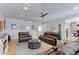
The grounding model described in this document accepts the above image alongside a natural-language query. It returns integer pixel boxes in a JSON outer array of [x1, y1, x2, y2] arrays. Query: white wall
[[5, 18, 40, 39], [40, 19, 66, 40]]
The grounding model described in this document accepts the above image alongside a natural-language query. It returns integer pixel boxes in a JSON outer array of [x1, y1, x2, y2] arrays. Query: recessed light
[[24, 6, 28, 10], [25, 26, 30, 29], [73, 7, 79, 10], [20, 14, 23, 17]]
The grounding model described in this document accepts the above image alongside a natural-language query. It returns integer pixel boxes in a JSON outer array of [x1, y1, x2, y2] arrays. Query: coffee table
[[28, 39, 41, 49]]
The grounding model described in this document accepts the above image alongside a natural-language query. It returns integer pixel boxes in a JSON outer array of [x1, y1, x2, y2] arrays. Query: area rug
[[16, 41, 53, 55]]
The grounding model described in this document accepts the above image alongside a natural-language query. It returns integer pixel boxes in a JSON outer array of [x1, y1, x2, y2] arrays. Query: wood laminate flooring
[[7, 40, 16, 55]]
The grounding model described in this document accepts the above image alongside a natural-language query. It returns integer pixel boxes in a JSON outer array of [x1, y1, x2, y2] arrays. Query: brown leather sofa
[[39, 32, 57, 46], [18, 32, 32, 43]]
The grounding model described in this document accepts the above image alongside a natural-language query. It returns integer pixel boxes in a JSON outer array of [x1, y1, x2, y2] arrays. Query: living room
[[0, 3, 79, 55]]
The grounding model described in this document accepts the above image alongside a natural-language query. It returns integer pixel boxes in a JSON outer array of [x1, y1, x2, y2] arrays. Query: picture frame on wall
[[11, 24, 17, 29]]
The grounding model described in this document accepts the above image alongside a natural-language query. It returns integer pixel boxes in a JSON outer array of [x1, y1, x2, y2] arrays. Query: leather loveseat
[[18, 32, 32, 43]]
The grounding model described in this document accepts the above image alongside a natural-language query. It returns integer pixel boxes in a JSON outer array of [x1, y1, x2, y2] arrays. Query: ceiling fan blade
[[40, 13, 48, 17]]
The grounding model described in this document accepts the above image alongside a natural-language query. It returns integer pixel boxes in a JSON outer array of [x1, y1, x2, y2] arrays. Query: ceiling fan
[[33, 12, 48, 19], [40, 12, 48, 18]]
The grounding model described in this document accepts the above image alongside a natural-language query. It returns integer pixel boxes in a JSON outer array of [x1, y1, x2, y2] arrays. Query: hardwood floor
[[7, 40, 16, 55]]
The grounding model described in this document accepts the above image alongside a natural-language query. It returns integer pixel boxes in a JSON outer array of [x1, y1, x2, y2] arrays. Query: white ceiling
[[0, 3, 79, 22]]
